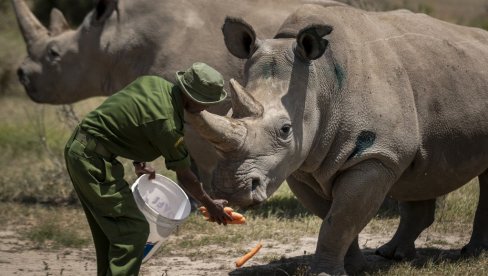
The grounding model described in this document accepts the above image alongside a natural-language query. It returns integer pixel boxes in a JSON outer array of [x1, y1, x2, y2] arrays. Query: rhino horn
[[11, 0, 48, 49], [49, 8, 70, 36], [229, 78, 263, 118], [185, 110, 247, 152]]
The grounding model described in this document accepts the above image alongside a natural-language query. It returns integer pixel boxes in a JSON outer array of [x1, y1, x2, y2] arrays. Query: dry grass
[[0, 180, 484, 275]]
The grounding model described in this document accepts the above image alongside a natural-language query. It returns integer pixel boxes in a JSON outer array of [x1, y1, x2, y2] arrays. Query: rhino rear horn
[[222, 17, 259, 59], [296, 24, 333, 60], [229, 79, 263, 118], [49, 8, 70, 36], [11, 0, 48, 49]]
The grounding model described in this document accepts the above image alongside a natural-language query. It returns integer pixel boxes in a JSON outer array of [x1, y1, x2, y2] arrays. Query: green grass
[[0, 202, 91, 248], [24, 219, 89, 248], [0, 95, 176, 203], [370, 254, 488, 275]]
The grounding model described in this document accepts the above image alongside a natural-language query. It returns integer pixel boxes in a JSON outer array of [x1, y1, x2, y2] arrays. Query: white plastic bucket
[[131, 174, 191, 263]]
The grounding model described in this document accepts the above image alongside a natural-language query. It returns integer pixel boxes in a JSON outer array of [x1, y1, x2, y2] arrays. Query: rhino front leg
[[312, 160, 395, 275], [462, 170, 488, 255], [375, 199, 436, 260], [288, 175, 366, 274]]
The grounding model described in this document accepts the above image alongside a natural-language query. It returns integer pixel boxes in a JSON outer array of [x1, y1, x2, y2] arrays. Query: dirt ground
[[0, 226, 471, 276]]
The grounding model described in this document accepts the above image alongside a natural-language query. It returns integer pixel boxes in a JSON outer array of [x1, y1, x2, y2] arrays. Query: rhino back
[[141, 0, 303, 83]]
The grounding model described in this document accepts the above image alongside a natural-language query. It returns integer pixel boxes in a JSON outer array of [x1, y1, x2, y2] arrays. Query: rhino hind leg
[[376, 199, 436, 260], [462, 170, 488, 256]]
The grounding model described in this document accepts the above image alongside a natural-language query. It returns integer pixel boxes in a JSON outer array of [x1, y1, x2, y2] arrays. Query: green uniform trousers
[[64, 126, 149, 276]]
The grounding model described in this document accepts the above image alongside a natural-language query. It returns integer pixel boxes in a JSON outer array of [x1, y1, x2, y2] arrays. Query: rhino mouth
[[212, 176, 269, 207], [23, 85, 44, 103], [17, 68, 42, 102]]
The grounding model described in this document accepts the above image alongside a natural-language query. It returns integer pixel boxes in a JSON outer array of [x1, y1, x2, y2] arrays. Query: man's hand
[[133, 161, 156, 180], [203, 199, 233, 225]]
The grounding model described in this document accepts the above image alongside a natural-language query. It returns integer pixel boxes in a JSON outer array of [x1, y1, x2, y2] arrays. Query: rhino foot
[[461, 242, 488, 257], [309, 260, 346, 276], [308, 270, 346, 276], [344, 260, 366, 275], [375, 241, 416, 260], [344, 249, 367, 274]]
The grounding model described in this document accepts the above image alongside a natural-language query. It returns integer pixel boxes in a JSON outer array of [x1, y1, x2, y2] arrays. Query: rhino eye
[[280, 124, 292, 137], [49, 48, 59, 57], [47, 46, 61, 62]]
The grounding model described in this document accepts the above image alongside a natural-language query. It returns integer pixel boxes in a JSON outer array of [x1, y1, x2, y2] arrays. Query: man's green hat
[[176, 62, 227, 105]]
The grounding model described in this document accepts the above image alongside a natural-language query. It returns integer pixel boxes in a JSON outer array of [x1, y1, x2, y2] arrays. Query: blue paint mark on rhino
[[334, 62, 345, 89], [262, 60, 275, 79], [348, 131, 376, 160]]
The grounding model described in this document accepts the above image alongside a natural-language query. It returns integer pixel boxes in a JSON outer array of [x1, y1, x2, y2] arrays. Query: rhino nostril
[[17, 68, 24, 79], [251, 178, 260, 191], [17, 68, 29, 85]]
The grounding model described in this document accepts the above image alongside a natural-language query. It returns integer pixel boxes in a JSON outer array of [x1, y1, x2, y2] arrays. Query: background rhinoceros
[[186, 2, 488, 274], [11, 0, 345, 191]]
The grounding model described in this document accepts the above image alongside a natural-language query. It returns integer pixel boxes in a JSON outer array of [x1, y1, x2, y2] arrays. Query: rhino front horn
[[184, 110, 247, 152], [11, 0, 49, 49]]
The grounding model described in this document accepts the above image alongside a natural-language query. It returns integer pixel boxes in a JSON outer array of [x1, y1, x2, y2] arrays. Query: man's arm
[[175, 167, 232, 225]]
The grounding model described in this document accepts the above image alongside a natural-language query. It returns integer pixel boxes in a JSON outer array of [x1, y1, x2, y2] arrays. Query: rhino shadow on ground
[[241, 195, 312, 219], [242, 194, 400, 220], [228, 247, 473, 276]]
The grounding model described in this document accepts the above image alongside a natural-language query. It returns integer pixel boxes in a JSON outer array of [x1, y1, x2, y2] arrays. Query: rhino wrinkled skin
[[12, 0, 337, 191], [186, 2, 488, 274]]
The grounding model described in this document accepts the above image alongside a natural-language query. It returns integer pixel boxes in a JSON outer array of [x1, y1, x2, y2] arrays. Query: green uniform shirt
[[80, 76, 190, 170]]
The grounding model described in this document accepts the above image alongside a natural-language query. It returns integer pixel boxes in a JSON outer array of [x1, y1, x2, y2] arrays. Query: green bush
[[470, 15, 488, 30]]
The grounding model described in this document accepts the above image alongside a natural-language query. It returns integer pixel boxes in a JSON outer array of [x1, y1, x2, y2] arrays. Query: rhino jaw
[[212, 172, 270, 208]]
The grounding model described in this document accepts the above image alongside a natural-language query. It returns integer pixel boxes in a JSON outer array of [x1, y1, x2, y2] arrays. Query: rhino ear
[[49, 8, 70, 36], [93, 0, 118, 24], [222, 17, 259, 59], [296, 25, 333, 60]]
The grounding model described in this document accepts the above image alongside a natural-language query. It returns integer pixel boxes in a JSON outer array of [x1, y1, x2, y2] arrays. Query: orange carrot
[[199, 206, 234, 214], [228, 217, 246, 224], [235, 242, 263, 267], [230, 212, 244, 220], [199, 206, 245, 224]]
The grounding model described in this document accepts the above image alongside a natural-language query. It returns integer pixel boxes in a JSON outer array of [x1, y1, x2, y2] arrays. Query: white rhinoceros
[[11, 0, 344, 189], [185, 3, 488, 274], [11, 0, 346, 103]]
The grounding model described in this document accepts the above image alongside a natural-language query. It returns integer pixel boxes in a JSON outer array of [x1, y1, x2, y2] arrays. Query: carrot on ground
[[235, 242, 263, 267]]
